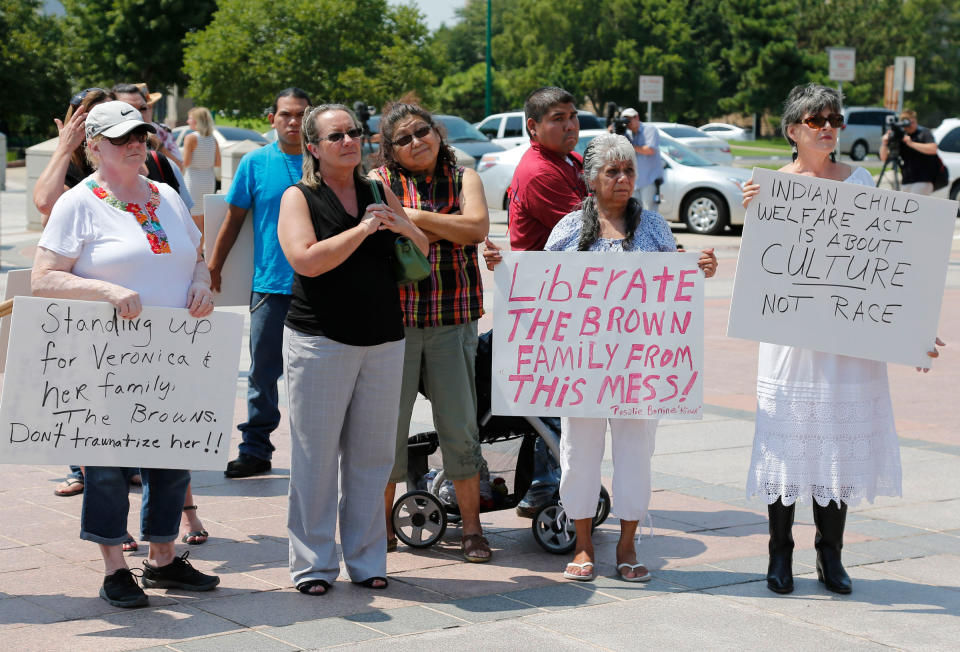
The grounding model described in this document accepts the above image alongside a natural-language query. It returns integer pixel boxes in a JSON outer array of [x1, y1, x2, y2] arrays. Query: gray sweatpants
[[284, 327, 404, 585]]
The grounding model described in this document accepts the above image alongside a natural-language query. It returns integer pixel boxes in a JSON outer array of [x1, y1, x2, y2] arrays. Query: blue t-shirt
[[225, 141, 302, 294], [630, 124, 662, 190]]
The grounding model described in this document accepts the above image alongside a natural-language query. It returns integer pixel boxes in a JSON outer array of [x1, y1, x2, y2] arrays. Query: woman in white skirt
[[182, 106, 220, 233], [742, 84, 943, 595]]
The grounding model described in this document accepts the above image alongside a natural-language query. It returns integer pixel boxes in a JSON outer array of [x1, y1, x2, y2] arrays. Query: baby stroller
[[390, 330, 611, 554]]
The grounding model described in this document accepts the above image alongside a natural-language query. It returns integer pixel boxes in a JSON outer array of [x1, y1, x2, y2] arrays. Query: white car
[[475, 110, 607, 149], [172, 125, 268, 149], [933, 118, 960, 201], [649, 122, 733, 164], [699, 122, 753, 141], [477, 130, 751, 235]]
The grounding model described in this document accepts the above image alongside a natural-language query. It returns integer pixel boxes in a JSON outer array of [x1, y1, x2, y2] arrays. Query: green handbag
[[368, 179, 430, 285]]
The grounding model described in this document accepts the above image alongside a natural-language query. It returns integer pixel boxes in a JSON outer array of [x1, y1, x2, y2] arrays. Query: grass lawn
[[729, 137, 792, 157], [6, 150, 21, 162], [215, 115, 271, 133]]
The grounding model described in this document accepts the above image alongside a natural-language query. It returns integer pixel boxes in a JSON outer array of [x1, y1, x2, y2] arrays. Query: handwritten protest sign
[[492, 251, 704, 420], [728, 168, 955, 367], [0, 297, 243, 470]]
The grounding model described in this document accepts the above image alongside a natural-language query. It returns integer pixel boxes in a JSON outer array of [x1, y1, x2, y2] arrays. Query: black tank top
[[284, 178, 403, 346]]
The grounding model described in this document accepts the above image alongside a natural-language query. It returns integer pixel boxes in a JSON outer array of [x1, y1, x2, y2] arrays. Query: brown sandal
[[461, 534, 492, 563]]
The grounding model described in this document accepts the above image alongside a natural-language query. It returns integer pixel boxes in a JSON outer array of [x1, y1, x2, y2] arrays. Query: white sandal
[[563, 561, 595, 581], [617, 562, 652, 583]]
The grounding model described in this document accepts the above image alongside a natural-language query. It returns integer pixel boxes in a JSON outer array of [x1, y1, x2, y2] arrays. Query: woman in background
[[182, 106, 220, 233]]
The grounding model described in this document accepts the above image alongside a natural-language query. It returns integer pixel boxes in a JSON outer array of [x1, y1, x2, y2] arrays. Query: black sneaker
[[141, 552, 220, 591], [100, 568, 148, 608], [224, 453, 272, 478]]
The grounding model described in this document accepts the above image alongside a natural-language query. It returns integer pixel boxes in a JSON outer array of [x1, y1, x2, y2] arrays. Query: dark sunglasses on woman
[[801, 114, 844, 129], [318, 127, 363, 143], [106, 129, 150, 147], [393, 125, 432, 147], [69, 87, 110, 108]]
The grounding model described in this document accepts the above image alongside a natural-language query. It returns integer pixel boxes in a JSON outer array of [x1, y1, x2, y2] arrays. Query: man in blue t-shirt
[[621, 107, 662, 210], [208, 88, 311, 478]]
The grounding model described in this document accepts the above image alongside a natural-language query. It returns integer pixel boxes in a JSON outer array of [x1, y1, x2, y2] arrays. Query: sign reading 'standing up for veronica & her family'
[[492, 251, 704, 420], [728, 168, 956, 367], [0, 297, 243, 470]]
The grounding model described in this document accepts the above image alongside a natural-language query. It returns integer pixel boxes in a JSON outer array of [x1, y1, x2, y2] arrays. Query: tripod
[[877, 141, 902, 190]]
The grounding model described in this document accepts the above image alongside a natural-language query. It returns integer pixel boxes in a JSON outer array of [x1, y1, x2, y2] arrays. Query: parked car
[[838, 106, 895, 161], [699, 122, 753, 141], [172, 125, 268, 149], [475, 110, 607, 149], [364, 114, 503, 163], [648, 122, 733, 164], [476, 130, 750, 235], [932, 118, 960, 200]]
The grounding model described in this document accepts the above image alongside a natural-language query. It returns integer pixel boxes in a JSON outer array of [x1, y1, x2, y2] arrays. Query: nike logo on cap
[[121, 108, 134, 116]]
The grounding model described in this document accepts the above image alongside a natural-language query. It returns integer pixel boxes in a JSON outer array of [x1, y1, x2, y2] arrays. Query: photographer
[[879, 109, 939, 195], [620, 108, 662, 210]]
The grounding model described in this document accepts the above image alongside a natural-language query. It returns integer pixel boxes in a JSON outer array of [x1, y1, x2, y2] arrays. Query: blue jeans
[[518, 417, 561, 508], [238, 292, 291, 461], [80, 467, 189, 544]]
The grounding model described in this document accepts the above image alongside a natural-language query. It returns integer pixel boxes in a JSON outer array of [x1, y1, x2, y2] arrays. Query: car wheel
[[682, 190, 728, 236], [850, 140, 868, 161]]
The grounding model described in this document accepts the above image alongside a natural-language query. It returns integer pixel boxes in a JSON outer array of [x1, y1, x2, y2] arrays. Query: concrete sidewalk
[[1, 166, 959, 650]]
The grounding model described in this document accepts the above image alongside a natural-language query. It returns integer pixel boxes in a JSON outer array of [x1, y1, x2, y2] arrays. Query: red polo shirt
[[508, 141, 587, 251]]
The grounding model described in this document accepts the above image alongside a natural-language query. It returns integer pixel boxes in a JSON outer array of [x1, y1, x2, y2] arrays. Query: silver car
[[839, 107, 895, 161], [477, 130, 751, 235]]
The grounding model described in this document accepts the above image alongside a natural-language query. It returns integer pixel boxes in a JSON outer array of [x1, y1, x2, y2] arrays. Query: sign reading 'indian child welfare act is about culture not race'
[[0, 297, 243, 470], [728, 168, 956, 367], [492, 251, 704, 420]]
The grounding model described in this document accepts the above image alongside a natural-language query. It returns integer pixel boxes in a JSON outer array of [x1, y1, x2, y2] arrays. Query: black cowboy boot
[[813, 500, 852, 594], [766, 498, 795, 594]]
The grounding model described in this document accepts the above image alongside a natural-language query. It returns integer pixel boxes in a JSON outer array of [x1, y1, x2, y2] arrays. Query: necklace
[[279, 145, 300, 187]]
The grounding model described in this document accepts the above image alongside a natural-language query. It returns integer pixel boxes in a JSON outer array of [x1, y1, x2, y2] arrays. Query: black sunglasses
[[317, 127, 362, 143], [106, 128, 150, 147], [801, 113, 844, 129], [393, 125, 432, 147], [69, 87, 109, 108]]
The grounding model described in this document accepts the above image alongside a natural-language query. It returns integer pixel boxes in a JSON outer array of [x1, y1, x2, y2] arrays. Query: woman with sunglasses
[[277, 104, 427, 595], [741, 84, 942, 596], [370, 103, 492, 562], [32, 101, 220, 608]]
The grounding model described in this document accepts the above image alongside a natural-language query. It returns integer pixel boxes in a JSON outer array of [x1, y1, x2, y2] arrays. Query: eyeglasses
[[800, 114, 844, 129], [317, 127, 362, 143], [392, 125, 432, 147], [106, 129, 150, 146], [69, 87, 109, 108]]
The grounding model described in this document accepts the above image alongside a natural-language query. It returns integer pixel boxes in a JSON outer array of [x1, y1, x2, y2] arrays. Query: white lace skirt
[[746, 344, 902, 507]]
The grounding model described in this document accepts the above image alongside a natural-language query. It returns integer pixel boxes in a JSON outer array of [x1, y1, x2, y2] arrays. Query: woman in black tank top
[[277, 104, 427, 596]]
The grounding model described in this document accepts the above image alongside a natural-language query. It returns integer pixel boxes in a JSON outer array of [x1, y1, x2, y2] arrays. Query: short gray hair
[[781, 83, 843, 148], [582, 133, 635, 187]]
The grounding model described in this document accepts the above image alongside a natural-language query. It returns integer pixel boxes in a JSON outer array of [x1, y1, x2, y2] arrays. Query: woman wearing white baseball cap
[[31, 100, 220, 608]]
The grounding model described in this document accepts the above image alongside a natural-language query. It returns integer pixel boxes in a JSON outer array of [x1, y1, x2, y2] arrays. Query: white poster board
[[493, 251, 704, 420], [0, 297, 243, 469], [727, 168, 955, 367], [0, 268, 33, 373], [828, 47, 856, 82], [203, 194, 254, 307], [639, 75, 664, 103]]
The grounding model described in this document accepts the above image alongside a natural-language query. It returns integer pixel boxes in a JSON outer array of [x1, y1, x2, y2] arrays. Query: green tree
[[0, 0, 71, 138], [182, 0, 435, 118], [431, 63, 509, 122], [62, 0, 215, 91]]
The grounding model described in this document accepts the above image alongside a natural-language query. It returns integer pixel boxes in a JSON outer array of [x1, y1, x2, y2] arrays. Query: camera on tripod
[[611, 117, 630, 136], [353, 101, 372, 136], [884, 114, 912, 158]]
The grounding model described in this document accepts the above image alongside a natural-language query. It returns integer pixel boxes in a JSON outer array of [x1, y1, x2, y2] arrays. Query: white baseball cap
[[85, 101, 157, 139], [620, 108, 639, 119]]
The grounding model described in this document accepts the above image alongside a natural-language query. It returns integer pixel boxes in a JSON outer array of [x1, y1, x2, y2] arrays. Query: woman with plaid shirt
[[371, 103, 493, 563]]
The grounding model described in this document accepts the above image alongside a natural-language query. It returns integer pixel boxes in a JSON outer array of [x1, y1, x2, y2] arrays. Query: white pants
[[901, 181, 933, 195], [559, 417, 658, 521]]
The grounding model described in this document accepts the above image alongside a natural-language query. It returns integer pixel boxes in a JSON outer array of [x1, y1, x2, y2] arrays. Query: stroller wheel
[[593, 486, 611, 528], [531, 502, 577, 554], [392, 490, 447, 549]]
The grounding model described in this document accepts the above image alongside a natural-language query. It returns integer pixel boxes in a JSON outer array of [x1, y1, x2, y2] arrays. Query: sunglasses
[[801, 114, 844, 129], [106, 129, 150, 146], [69, 87, 109, 108], [317, 127, 362, 143], [393, 125, 433, 147]]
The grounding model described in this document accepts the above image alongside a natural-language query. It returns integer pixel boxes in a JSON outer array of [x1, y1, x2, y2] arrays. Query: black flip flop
[[353, 577, 388, 589], [296, 579, 331, 595]]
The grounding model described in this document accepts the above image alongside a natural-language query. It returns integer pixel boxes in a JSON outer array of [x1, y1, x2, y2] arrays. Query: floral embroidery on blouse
[[86, 178, 171, 254]]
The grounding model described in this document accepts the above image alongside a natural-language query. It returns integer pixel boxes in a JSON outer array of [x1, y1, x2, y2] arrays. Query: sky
[[389, 0, 465, 30]]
